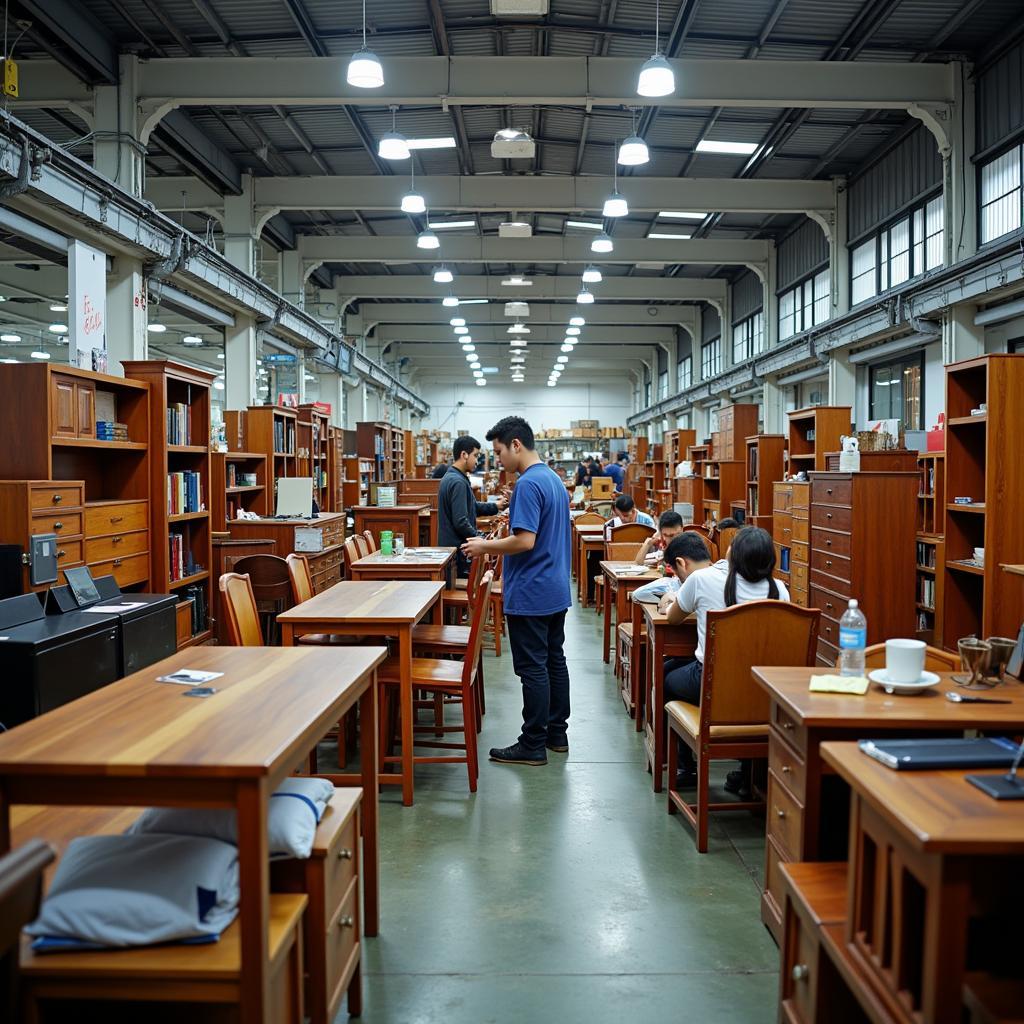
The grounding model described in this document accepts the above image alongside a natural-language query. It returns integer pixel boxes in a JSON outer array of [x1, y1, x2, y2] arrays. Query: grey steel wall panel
[[701, 303, 721, 343], [731, 270, 763, 322], [777, 218, 829, 291], [977, 39, 1024, 155]]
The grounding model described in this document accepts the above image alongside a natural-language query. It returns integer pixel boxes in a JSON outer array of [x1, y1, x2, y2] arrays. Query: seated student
[[605, 494, 655, 537], [634, 509, 684, 566], [660, 526, 790, 791]]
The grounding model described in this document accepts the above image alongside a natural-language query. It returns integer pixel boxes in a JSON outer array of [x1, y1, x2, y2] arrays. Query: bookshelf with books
[[342, 456, 374, 510], [414, 434, 440, 478], [640, 443, 664, 514], [327, 428, 345, 511], [659, 429, 696, 517], [390, 427, 407, 482], [123, 360, 215, 646], [786, 405, 852, 474], [356, 421, 392, 483], [675, 443, 710, 523], [915, 451, 945, 645], [229, 406, 297, 501], [745, 434, 786, 530], [297, 404, 330, 510], [701, 458, 745, 527], [626, 435, 649, 501], [210, 451, 268, 531]]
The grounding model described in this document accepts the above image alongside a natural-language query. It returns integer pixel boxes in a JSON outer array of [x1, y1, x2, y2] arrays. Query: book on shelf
[[181, 582, 208, 635], [168, 471, 204, 514], [166, 403, 192, 445], [918, 576, 935, 608], [915, 541, 937, 568], [168, 531, 198, 583], [96, 420, 129, 440]]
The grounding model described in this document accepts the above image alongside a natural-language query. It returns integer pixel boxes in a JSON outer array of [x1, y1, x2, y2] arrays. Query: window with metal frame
[[779, 271, 830, 341], [980, 145, 1022, 244], [868, 351, 924, 430], [677, 355, 692, 392], [658, 371, 669, 400], [732, 311, 764, 363], [701, 338, 721, 379]]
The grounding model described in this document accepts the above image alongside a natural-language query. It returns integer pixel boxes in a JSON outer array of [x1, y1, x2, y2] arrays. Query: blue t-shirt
[[504, 462, 572, 616], [604, 462, 625, 490]]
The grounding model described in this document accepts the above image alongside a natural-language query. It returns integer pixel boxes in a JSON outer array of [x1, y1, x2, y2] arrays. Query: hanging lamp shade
[[347, 49, 384, 89], [581, 266, 602, 283], [442, 295, 459, 307], [379, 131, 410, 160], [576, 288, 595, 304], [417, 229, 440, 250], [637, 55, 675, 97], [591, 232, 613, 254], [617, 135, 650, 166], [433, 266, 454, 283], [602, 190, 628, 217], [401, 189, 426, 213]]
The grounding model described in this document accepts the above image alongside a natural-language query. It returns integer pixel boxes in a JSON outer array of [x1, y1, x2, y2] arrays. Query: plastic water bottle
[[838, 599, 867, 677]]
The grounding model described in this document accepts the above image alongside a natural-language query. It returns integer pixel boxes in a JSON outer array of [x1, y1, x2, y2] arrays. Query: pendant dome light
[[379, 106, 410, 160], [401, 159, 426, 213], [618, 107, 650, 166], [576, 287, 595, 304], [442, 294, 459, 307], [637, 0, 675, 97], [433, 266, 454, 284], [591, 232, 613, 254], [569, 315, 585, 327], [602, 142, 629, 217], [581, 265, 602, 283], [347, 0, 384, 88]]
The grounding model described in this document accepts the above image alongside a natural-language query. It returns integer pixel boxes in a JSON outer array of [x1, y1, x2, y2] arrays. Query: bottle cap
[[848, 599, 858, 608]]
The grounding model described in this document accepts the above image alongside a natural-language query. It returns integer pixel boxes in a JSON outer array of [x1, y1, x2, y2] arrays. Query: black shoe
[[725, 767, 752, 799], [675, 767, 698, 789], [546, 736, 569, 753], [489, 742, 547, 766]]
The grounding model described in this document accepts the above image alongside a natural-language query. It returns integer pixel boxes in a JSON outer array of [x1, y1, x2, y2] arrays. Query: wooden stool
[[271, 789, 362, 1023], [20, 894, 307, 1024]]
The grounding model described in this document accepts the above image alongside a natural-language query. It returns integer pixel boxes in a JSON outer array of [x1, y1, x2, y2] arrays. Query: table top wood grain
[[753, 667, 1024, 729], [353, 504, 429, 512], [0, 646, 387, 779], [600, 561, 661, 583], [278, 580, 444, 625], [574, 523, 605, 534], [821, 740, 1024, 854], [351, 548, 455, 569]]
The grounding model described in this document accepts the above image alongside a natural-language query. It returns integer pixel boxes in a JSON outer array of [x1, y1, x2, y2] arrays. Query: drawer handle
[[826, 488, 833, 495], [826, 512, 833, 520], [792, 964, 809, 982], [113, 559, 122, 567], [54, 521, 63, 529], [825, 559, 831, 568], [776, 808, 786, 819], [781, 721, 794, 731], [52, 494, 62, 504], [783, 527, 790, 534], [112, 536, 123, 544], [57, 549, 66, 558], [337, 848, 353, 861], [338, 915, 355, 930], [826, 538, 832, 547], [111, 516, 124, 524], [782, 765, 791, 774], [825, 626, 832, 635], [826, 602, 834, 611]]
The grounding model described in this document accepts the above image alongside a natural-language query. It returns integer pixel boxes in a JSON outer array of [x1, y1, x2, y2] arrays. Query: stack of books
[[167, 403, 192, 445], [168, 532, 197, 583], [96, 420, 129, 441], [168, 470, 203, 514]]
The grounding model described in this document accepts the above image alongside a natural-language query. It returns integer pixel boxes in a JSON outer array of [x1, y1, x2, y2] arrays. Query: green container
[[380, 530, 394, 556]]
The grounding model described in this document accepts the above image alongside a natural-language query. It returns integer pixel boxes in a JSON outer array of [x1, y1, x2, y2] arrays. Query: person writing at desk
[[605, 494, 655, 538], [634, 510, 684, 566], [439, 435, 508, 578], [660, 526, 790, 792]]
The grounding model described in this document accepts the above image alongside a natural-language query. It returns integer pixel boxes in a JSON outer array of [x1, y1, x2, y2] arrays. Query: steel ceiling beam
[[375, 324, 675, 344], [358, 302, 698, 327]]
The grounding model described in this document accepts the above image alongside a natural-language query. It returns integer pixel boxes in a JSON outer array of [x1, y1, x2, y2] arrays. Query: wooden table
[[349, 547, 455, 586], [577, 532, 606, 607], [279, 581, 445, 807], [0, 646, 385, 1024], [752, 666, 1024, 941], [600, 561, 659, 666], [640, 602, 698, 791], [572, 522, 603, 582]]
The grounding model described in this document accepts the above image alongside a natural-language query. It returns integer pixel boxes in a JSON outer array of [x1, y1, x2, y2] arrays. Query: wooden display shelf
[[167, 444, 209, 454], [169, 569, 210, 590], [168, 510, 209, 523], [947, 413, 988, 426], [947, 559, 984, 575], [226, 485, 264, 494], [51, 438, 148, 451], [786, 406, 852, 473], [947, 502, 986, 513]]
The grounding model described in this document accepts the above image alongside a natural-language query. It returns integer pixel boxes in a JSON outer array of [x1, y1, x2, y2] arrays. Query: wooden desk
[[577, 532, 605, 606], [279, 581, 444, 807], [0, 646, 385, 1024], [349, 547, 455, 587], [600, 562, 659, 666], [752, 666, 1024, 941], [640, 602, 698, 791], [226, 515, 346, 594], [352, 504, 429, 549], [572, 522, 603, 581]]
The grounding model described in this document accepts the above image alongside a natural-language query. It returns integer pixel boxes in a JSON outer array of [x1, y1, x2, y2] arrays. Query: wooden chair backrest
[[702, 601, 820, 729], [354, 534, 371, 558], [683, 524, 719, 561], [285, 553, 314, 605], [609, 522, 656, 544], [362, 529, 377, 552], [463, 571, 495, 685], [575, 510, 605, 526], [342, 536, 361, 573], [229, 554, 292, 609], [464, 550, 487, 600], [0, 839, 54, 1017], [218, 572, 264, 647], [845, 642, 959, 673], [714, 526, 741, 556], [606, 541, 643, 561]]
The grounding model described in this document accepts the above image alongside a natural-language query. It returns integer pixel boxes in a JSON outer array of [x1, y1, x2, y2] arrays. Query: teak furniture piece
[[296, 403, 331, 511], [211, 451, 269, 531], [744, 434, 786, 530], [213, 537, 277, 644], [352, 504, 429, 549], [279, 580, 445, 807], [787, 406, 852, 474], [916, 450, 945, 645], [0, 645, 386, 1024], [773, 480, 810, 601], [342, 455, 373, 509], [600, 561, 659, 674], [226, 406, 298, 497], [356, 421, 393, 483], [808, 471, 918, 666], [349, 547, 456, 582], [942, 353, 1024, 643], [751, 665, 1024, 943], [123, 360, 215, 645], [0, 363, 152, 592], [714, 403, 759, 461]]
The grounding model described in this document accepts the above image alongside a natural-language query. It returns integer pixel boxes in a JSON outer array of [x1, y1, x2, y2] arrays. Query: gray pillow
[[128, 776, 334, 859], [27, 833, 239, 951]]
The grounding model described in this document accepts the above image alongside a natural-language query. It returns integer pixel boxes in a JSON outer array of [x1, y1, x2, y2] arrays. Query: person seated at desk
[[634, 510, 684, 566], [604, 455, 625, 492], [605, 494, 655, 537], [660, 526, 790, 792]]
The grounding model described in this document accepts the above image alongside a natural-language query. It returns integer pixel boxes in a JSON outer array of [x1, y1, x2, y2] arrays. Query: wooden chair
[[341, 535, 361, 577], [713, 525, 741, 556], [682, 524, 719, 561], [378, 572, 495, 792], [574, 510, 606, 527], [228, 553, 293, 645], [666, 600, 820, 852], [608, 522, 656, 543], [362, 529, 377, 552], [837, 642, 959, 673], [218, 572, 263, 647], [0, 839, 54, 1020], [354, 534, 371, 559], [285, 553, 360, 647]]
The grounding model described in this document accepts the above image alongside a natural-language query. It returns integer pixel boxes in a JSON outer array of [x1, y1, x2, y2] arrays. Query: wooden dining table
[[278, 580, 445, 807], [0, 645, 385, 1024], [349, 547, 455, 587]]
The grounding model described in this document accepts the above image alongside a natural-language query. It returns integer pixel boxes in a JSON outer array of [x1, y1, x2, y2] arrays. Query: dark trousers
[[506, 611, 571, 754], [664, 656, 702, 769]]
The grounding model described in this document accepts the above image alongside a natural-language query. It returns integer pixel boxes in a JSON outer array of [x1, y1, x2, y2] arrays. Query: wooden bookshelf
[[326, 427, 344, 512], [123, 360, 215, 646], [714, 404, 759, 461], [356, 421, 392, 482], [786, 406, 852, 473], [701, 459, 745, 527], [343, 456, 373, 509], [211, 451, 268, 531], [625, 435, 649, 501], [296, 403, 330, 511], [942, 354, 1024, 645], [744, 434, 786, 530]]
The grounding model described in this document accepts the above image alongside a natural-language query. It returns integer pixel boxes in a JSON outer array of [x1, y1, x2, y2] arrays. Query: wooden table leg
[[359, 674, 380, 936], [280, 622, 294, 647], [632, 600, 644, 732], [602, 571, 612, 664], [236, 777, 270, 1024], [430, 584, 443, 625], [649, 627, 666, 793], [399, 627, 415, 807]]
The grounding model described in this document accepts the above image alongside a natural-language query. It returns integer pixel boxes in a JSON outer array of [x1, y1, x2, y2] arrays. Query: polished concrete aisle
[[357, 601, 779, 1023]]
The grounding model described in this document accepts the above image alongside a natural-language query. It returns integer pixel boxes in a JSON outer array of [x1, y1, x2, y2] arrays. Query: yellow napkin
[[809, 674, 869, 695]]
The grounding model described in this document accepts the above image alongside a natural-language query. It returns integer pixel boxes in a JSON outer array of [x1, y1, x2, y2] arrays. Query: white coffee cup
[[885, 638, 926, 683]]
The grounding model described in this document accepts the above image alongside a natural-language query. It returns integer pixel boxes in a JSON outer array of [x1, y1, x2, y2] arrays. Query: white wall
[[417, 380, 633, 446]]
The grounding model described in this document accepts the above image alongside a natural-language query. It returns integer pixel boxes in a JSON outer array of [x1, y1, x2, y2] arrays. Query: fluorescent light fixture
[[459, 298, 488, 305], [498, 222, 531, 238], [406, 136, 457, 150], [566, 326, 581, 336], [449, 317, 466, 326], [417, 229, 440, 249], [454, 325, 469, 335], [637, 55, 675, 98], [401, 189, 426, 214], [566, 219, 602, 231], [442, 295, 459, 307], [378, 131, 409, 161], [182, 335, 203, 346], [48, 323, 68, 334], [0, 358, 17, 363], [659, 211, 707, 220], [491, 128, 535, 159], [695, 139, 758, 155], [146, 322, 167, 333], [507, 323, 530, 334], [217, 353, 225, 359], [557, 355, 568, 363], [347, 49, 384, 89], [428, 219, 475, 230], [509, 339, 527, 348], [0, 333, 21, 342], [30, 350, 50, 359], [433, 266, 454, 284], [581, 265, 602, 283], [49, 303, 67, 312], [470, 361, 481, 369], [591, 232, 613, 253], [602, 191, 628, 218], [576, 288, 594, 304], [501, 275, 532, 286], [511, 356, 525, 364], [504, 301, 530, 316], [617, 135, 650, 166], [475, 378, 487, 386], [561, 344, 572, 353], [569, 315, 585, 327], [648, 231, 692, 239]]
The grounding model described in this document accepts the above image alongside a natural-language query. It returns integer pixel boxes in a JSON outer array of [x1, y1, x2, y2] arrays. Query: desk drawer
[[790, 483, 810, 509], [791, 584, 809, 607], [791, 516, 809, 544], [768, 770, 804, 856], [772, 706, 807, 754], [90, 551, 149, 588], [86, 529, 148, 563], [812, 477, 852, 506], [810, 503, 851, 533], [817, 635, 840, 665], [810, 548, 850, 584], [774, 516, 794, 546], [770, 733, 807, 803], [52, 539, 83, 567], [819, 617, 842, 651], [764, 836, 789, 927], [31, 511, 83, 537], [809, 569, 852, 601], [783, 890, 820, 1024], [791, 561, 808, 591], [31, 484, 83, 511], [326, 880, 360, 1020], [86, 500, 148, 537], [774, 485, 793, 513], [790, 541, 809, 565], [809, 584, 846, 621], [811, 528, 851, 559], [324, 808, 359, 915]]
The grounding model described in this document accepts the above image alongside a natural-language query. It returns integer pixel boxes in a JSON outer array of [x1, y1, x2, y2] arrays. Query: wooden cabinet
[[211, 451, 269, 531], [49, 373, 96, 440], [773, 481, 809, 600], [226, 514, 346, 594], [745, 434, 786, 530], [0, 480, 86, 591], [714, 403, 759, 461], [787, 406, 851, 474]]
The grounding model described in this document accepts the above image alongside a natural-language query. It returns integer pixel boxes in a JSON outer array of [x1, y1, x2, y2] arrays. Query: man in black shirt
[[430, 460, 449, 479], [438, 435, 507, 576]]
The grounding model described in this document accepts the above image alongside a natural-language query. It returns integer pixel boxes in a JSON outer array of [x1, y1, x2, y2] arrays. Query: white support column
[[832, 178, 850, 317], [280, 250, 305, 310], [93, 56, 145, 197], [763, 247, 779, 351], [943, 303, 984, 364], [762, 378, 786, 434], [223, 175, 258, 276], [105, 255, 147, 373], [828, 350, 856, 414], [947, 64, 977, 265], [296, 353, 307, 404], [225, 313, 258, 410]]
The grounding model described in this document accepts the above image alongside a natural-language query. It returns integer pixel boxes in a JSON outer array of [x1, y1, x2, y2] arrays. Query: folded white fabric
[[128, 776, 334, 860], [27, 833, 239, 951]]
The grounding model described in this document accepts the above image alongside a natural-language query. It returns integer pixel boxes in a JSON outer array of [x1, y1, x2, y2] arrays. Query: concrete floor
[[355, 601, 780, 1023]]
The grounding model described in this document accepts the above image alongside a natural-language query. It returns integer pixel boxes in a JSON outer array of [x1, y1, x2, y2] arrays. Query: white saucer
[[868, 669, 941, 695]]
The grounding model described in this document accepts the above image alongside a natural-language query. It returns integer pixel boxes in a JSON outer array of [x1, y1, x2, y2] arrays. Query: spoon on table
[[945, 690, 1012, 704]]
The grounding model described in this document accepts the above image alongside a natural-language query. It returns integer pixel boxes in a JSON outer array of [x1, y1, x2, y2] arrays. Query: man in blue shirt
[[604, 455, 625, 491], [463, 416, 572, 766]]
